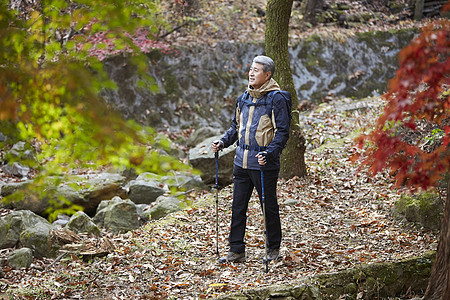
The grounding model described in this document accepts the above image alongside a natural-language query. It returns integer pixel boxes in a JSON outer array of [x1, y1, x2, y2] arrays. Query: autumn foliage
[[355, 8, 450, 190]]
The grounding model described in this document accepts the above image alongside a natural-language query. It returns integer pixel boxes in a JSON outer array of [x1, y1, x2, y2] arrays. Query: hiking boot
[[218, 251, 246, 263], [263, 248, 280, 263]]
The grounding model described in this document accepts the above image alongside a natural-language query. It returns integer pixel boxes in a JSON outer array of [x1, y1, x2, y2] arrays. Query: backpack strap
[[238, 91, 270, 110]]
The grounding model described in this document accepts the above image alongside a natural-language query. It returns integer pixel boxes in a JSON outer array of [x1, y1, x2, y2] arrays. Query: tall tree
[[301, 0, 324, 26], [265, 0, 307, 178], [0, 0, 190, 218], [354, 8, 449, 299]]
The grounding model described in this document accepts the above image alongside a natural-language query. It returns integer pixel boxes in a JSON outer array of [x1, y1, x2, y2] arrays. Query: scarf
[[247, 78, 281, 100]]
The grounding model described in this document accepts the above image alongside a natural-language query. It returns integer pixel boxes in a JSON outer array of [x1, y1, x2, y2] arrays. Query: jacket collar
[[247, 78, 280, 100]]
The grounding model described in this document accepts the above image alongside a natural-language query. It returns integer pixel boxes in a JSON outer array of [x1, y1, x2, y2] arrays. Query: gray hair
[[253, 55, 275, 79]]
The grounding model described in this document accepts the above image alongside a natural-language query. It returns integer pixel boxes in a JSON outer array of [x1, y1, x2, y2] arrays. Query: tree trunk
[[301, 0, 324, 26], [414, 0, 425, 20], [265, 0, 307, 179], [424, 172, 450, 299]]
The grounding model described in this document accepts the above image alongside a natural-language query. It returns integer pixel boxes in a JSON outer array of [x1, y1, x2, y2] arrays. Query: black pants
[[229, 165, 281, 253]]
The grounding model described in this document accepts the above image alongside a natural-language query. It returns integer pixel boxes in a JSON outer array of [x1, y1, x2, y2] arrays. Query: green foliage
[[0, 0, 191, 217]]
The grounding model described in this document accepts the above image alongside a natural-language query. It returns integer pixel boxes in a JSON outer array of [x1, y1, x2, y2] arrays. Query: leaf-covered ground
[[161, 0, 422, 48], [0, 97, 439, 299], [1, 1, 445, 299]]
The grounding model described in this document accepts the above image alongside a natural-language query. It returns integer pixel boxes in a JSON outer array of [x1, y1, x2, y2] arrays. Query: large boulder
[[160, 173, 206, 191], [0, 211, 24, 248], [2, 162, 30, 177], [0, 180, 38, 211], [126, 173, 166, 204], [74, 173, 128, 215], [186, 127, 221, 147], [126, 172, 206, 205], [188, 135, 235, 187], [93, 197, 139, 234], [0, 179, 83, 216], [1, 173, 127, 216], [7, 248, 33, 269], [0, 178, 84, 216], [0, 210, 58, 258], [143, 195, 185, 220], [0, 180, 31, 198], [67, 211, 101, 236]]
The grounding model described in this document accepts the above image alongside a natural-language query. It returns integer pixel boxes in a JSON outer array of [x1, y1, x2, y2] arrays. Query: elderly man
[[212, 55, 291, 263]]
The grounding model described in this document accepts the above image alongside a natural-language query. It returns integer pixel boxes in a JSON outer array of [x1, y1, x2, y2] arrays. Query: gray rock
[[135, 204, 148, 216], [1, 171, 192, 220], [50, 173, 127, 216], [20, 219, 58, 258], [144, 195, 184, 220], [0, 212, 24, 248], [0, 180, 31, 198], [188, 135, 236, 187], [2, 173, 128, 216], [119, 168, 138, 181], [0, 179, 78, 216], [93, 197, 139, 234], [0, 258, 4, 277], [0, 180, 4, 195], [74, 173, 128, 215], [394, 191, 443, 230], [161, 173, 206, 191], [10, 141, 26, 152], [56, 184, 84, 204], [0, 131, 7, 142], [52, 219, 69, 228], [136, 204, 150, 224], [2, 162, 30, 177], [155, 133, 186, 159], [8, 142, 36, 162], [126, 173, 166, 204], [92, 210, 106, 228], [186, 127, 221, 147], [67, 211, 101, 236], [7, 248, 33, 269], [0, 210, 58, 258]]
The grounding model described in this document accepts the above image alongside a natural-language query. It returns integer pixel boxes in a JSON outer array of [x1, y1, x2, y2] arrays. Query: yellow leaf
[[209, 283, 227, 287]]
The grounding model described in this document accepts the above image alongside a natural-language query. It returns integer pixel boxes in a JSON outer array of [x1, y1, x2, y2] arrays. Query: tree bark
[[301, 0, 324, 26], [414, 0, 425, 20], [424, 172, 450, 299], [265, 0, 307, 178]]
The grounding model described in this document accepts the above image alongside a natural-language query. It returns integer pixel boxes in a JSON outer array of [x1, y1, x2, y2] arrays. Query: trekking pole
[[260, 165, 269, 273], [215, 151, 219, 257]]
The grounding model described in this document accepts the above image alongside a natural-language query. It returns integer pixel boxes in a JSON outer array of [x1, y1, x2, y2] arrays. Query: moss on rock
[[394, 190, 443, 230], [216, 252, 435, 300]]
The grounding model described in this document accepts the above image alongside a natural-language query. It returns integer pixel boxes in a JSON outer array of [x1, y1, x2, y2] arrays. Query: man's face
[[249, 62, 271, 90]]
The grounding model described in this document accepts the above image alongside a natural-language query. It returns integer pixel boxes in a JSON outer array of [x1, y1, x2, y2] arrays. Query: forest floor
[[0, 96, 440, 299], [1, 0, 446, 299], [160, 0, 427, 48]]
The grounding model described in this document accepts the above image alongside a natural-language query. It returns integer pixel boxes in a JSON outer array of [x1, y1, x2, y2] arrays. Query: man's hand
[[256, 151, 268, 165], [212, 140, 224, 153]]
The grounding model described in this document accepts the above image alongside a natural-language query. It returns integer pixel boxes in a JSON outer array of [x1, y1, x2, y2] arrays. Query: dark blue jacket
[[220, 90, 291, 170]]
